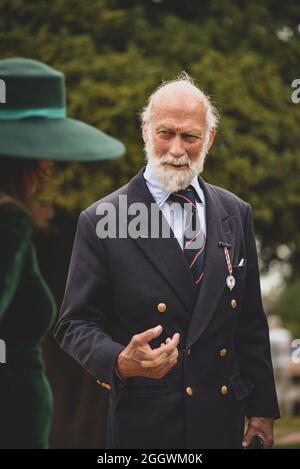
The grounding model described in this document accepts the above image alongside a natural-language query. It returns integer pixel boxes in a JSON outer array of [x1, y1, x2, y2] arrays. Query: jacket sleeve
[[236, 204, 280, 419], [0, 204, 32, 322], [54, 210, 126, 393]]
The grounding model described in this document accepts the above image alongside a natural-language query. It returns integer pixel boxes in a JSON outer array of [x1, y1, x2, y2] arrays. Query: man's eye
[[159, 131, 172, 137], [183, 135, 198, 142]]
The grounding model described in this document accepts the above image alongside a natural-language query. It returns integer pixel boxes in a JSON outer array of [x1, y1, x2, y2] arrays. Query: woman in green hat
[[0, 57, 125, 448]]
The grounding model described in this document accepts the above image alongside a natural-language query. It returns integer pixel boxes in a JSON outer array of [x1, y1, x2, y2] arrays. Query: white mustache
[[159, 154, 191, 167]]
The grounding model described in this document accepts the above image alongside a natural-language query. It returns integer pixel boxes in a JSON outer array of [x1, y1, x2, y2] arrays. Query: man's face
[[143, 91, 214, 192]]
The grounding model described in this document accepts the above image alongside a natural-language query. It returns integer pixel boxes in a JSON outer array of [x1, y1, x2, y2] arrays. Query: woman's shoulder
[[0, 196, 33, 241]]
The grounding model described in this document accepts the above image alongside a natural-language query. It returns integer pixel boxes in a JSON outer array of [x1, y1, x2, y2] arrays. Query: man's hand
[[242, 417, 274, 449], [116, 325, 180, 379]]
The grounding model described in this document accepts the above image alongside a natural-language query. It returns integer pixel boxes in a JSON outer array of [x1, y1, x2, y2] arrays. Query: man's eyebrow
[[183, 129, 203, 136], [156, 125, 172, 131], [155, 126, 202, 135]]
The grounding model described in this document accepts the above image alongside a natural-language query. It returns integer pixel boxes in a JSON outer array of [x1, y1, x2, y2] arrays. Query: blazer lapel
[[126, 169, 198, 316], [186, 177, 236, 349]]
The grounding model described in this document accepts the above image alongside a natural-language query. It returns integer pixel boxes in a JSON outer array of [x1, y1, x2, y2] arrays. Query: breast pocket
[[232, 265, 246, 280]]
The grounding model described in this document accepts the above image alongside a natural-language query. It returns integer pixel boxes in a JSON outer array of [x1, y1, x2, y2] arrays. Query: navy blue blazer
[[54, 168, 280, 449]]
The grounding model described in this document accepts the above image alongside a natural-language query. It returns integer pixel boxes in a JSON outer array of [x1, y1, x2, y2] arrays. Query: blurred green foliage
[[0, 0, 300, 275]]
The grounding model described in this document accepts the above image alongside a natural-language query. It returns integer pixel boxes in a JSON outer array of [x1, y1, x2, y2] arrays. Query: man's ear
[[207, 128, 216, 151], [141, 121, 148, 144]]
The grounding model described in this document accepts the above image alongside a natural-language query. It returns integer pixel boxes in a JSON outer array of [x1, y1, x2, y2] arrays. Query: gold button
[[157, 303, 167, 313], [230, 299, 237, 309], [219, 348, 227, 357], [186, 348, 191, 356], [186, 386, 193, 396], [96, 380, 102, 386], [221, 385, 228, 395]]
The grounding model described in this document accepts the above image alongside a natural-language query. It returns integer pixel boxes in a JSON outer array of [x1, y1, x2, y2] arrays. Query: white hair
[[140, 72, 220, 134]]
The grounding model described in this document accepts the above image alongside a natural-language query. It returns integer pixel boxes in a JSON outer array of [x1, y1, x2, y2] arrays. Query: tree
[[1, 0, 299, 272]]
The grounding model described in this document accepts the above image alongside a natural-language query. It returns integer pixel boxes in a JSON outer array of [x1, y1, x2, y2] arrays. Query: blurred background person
[[0, 57, 124, 448], [268, 315, 295, 417]]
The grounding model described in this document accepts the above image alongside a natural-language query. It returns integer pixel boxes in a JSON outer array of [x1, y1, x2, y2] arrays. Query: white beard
[[144, 133, 209, 193]]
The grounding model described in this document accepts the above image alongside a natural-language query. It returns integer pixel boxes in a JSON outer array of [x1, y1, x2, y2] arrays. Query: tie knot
[[169, 185, 201, 206]]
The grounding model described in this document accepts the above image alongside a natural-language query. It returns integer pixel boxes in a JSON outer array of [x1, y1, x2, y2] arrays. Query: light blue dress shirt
[[143, 164, 206, 250]]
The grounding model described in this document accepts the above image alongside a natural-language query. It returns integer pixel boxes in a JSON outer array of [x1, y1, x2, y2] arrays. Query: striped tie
[[169, 185, 206, 286]]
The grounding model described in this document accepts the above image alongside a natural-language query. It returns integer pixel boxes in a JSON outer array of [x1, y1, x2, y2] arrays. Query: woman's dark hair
[[0, 156, 44, 202], [0, 156, 53, 227]]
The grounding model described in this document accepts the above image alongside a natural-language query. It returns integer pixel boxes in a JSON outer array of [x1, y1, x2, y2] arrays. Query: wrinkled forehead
[[151, 90, 207, 129]]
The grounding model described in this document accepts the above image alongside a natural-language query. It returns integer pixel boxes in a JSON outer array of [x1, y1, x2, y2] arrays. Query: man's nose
[[169, 136, 185, 157]]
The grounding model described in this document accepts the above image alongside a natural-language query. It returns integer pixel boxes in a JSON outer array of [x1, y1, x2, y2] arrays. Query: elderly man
[[54, 75, 280, 449]]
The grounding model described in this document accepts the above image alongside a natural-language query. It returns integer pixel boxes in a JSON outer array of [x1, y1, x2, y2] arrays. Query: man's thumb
[[138, 325, 163, 343], [242, 428, 255, 448]]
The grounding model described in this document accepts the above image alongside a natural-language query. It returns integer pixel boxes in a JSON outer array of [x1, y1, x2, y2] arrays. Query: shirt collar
[[143, 163, 205, 207]]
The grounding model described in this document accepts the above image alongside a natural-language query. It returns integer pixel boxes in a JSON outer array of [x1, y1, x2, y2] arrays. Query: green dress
[[0, 196, 56, 448]]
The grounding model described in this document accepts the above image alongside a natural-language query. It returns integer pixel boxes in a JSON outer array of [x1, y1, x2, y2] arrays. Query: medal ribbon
[[224, 247, 233, 275]]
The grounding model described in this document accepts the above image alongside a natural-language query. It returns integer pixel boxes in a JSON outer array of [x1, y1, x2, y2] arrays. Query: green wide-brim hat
[[0, 58, 125, 161]]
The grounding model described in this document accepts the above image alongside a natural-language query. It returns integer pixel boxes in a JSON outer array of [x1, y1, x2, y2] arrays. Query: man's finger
[[141, 352, 168, 368], [161, 338, 170, 347], [150, 333, 180, 360], [141, 342, 179, 368], [142, 353, 178, 370], [242, 427, 257, 448], [168, 347, 179, 361], [134, 325, 163, 345], [263, 436, 273, 449]]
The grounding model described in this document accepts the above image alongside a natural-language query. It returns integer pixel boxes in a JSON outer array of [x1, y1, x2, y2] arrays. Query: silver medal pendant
[[226, 274, 236, 291]]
